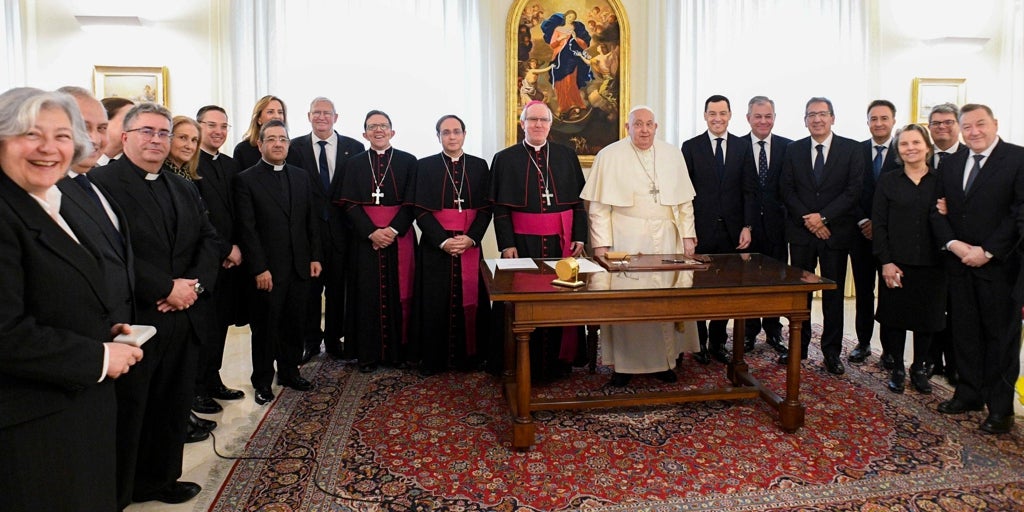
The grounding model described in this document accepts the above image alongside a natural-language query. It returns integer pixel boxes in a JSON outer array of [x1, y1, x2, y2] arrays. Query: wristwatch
[[194, 282, 205, 295], [820, 215, 829, 225]]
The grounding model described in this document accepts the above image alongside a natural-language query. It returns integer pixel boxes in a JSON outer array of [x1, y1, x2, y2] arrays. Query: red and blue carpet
[[208, 333, 1023, 511]]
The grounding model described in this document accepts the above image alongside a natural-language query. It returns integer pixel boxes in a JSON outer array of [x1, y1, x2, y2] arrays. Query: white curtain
[[1002, 0, 1023, 142], [662, 0, 868, 144], [226, 0, 493, 160], [1, 0, 24, 92]]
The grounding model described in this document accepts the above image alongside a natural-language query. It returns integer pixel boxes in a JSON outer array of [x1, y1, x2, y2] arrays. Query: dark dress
[[232, 140, 262, 173], [411, 153, 493, 373], [872, 168, 946, 332]]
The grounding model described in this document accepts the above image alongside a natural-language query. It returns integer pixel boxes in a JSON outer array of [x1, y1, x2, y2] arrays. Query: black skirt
[[874, 262, 947, 332]]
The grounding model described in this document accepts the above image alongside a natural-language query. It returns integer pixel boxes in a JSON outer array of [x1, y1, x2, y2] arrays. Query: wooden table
[[482, 253, 836, 450]]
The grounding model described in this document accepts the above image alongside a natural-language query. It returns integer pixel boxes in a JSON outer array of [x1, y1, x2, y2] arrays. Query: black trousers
[[789, 241, 848, 359], [696, 220, 736, 347], [746, 215, 788, 338], [251, 269, 308, 388], [848, 232, 879, 347]]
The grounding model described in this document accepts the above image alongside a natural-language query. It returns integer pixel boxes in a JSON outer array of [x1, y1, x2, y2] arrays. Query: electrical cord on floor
[[205, 429, 415, 507]]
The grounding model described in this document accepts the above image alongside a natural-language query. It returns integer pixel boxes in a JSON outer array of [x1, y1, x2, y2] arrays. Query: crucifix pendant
[[541, 187, 553, 206], [650, 185, 660, 201], [454, 196, 464, 213], [371, 186, 384, 205]]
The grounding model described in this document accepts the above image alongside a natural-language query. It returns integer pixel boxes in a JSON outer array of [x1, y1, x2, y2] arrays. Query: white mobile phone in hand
[[113, 325, 157, 347]]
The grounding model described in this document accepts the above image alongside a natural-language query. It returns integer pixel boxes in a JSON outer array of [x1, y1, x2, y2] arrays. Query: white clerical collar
[[524, 140, 546, 151], [443, 151, 463, 162], [201, 148, 220, 160], [262, 158, 286, 171], [373, 146, 391, 155], [144, 172, 160, 181]]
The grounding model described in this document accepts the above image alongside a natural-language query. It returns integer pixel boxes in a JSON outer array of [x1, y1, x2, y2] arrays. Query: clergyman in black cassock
[[411, 116, 493, 375], [338, 111, 417, 372], [489, 101, 587, 381]]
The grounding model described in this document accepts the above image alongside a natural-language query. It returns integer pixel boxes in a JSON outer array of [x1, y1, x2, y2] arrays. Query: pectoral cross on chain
[[541, 188, 553, 206], [371, 187, 384, 205], [649, 184, 660, 201], [454, 196, 464, 213]]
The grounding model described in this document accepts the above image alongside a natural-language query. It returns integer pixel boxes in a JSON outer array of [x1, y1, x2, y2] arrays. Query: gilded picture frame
[[506, 0, 630, 167], [92, 66, 169, 106], [910, 77, 965, 125]]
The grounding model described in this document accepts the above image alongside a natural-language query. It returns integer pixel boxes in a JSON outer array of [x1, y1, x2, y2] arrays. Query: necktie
[[73, 174, 104, 209], [937, 151, 950, 168], [317, 140, 330, 191], [813, 144, 825, 184], [714, 137, 725, 180], [757, 140, 768, 188], [964, 154, 984, 193], [873, 145, 885, 179]]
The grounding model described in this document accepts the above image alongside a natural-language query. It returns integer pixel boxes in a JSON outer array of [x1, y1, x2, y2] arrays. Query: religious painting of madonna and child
[[506, 0, 630, 166]]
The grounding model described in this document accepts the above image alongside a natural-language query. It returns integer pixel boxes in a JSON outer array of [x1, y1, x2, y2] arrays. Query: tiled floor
[[126, 299, 1024, 511]]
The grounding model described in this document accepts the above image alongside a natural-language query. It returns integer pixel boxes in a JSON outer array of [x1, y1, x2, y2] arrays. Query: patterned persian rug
[[208, 331, 1024, 511]]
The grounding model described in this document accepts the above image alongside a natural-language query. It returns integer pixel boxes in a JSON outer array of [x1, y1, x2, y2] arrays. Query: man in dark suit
[[926, 102, 967, 383], [235, 120, 322, 406], [848, 100, 900, 365], [189, 105, 247, 415], [56, 86, 135, 326], [931, 104, 1024, 435], [779, 97, 864, 375], [742, 95, 792, 355], [90, 102, 224, 507], [681, 94, 757, 363], [286, 96, 364, 361]]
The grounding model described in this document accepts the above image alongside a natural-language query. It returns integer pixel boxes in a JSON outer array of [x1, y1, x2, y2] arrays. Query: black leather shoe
[[188, 412, 216, 433], [887, 367, 906, 393], [609, 372, 632, 387], [880, 352, 895, 370], [777, 353, 789, 365], [909, 363, 932, 394], [765, 334, 788, 354], [191, 395, 222, 414], [848, 342, 871, 363], [980, 414, 1014, 434], [823, 355, 845, 375], [945, 369, 959, 386], [937, 398, 984, 414], [254, 387, 275, 405], [708, 345, 730, 364], [693, 349, 711, 365], [744, 336, 756, 352], [184, 422, 209, 444], [210, 384, 244, 400], [654, 369, 678, 383], [134, 481, 201, 504], [278, 375, 313, 391]]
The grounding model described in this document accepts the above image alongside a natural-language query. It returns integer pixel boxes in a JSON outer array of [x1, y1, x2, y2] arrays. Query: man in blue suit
[[681, 95, 757, 364], [779, 97, 864, 375], [742, 95, 792, 355]]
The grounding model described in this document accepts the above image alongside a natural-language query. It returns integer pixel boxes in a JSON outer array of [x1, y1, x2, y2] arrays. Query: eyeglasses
[[261, 136, 290, 144], [928, 120, 956, 128], [201, 122, 230, 130], [804, 111, 832, 120], [310, 110, 335, 118], [525, 117, 552, 124], [440, 129, 464, 137], [126, 127, 172, 140], [366, 123, 391, 131]]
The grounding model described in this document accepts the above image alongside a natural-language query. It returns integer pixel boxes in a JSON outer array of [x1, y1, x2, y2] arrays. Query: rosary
[[367, 150, 393, 205]]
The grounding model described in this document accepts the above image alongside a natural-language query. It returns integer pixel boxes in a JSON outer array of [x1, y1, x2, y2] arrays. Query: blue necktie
[[813, 144, 825, 184], [964, 154, 984, 193], [73, 174, 104, 209], [714, 137, 725, 180], [757, 140, 768, 188], [317, 140, 330, 191], [873, 145, 885, 179]]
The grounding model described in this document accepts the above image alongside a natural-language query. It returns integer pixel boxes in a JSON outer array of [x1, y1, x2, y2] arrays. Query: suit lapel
[[966, 140, 1004, 199], [0, 177, 108, 307], [58, 179, 127, 263]]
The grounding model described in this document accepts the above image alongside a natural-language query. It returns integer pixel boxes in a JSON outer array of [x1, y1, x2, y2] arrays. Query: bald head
[[59, 86, 108, 172]]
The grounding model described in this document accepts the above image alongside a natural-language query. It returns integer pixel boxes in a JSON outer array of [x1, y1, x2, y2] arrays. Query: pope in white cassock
[[580, 105, 700, 387]]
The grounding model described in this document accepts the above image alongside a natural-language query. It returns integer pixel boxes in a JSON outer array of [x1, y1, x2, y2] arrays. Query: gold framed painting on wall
[[910, 77, 965, 125], [92, 66, 168, 106], [506, 0, 629, 167]]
